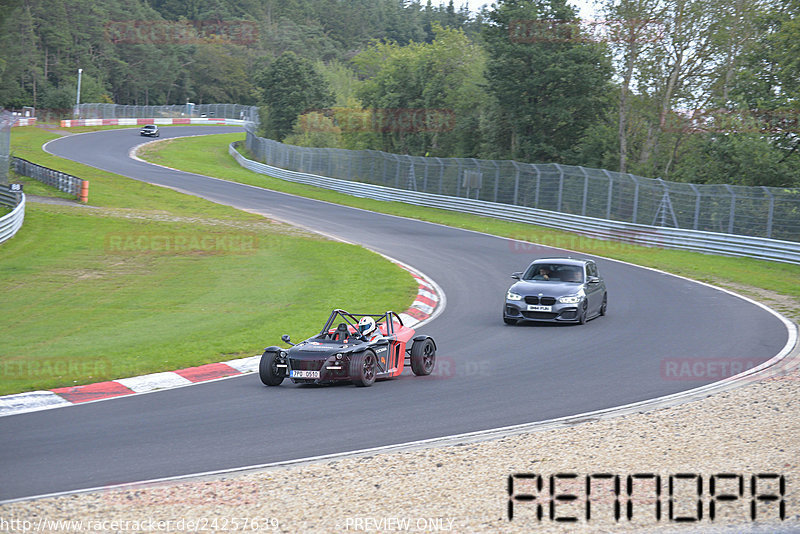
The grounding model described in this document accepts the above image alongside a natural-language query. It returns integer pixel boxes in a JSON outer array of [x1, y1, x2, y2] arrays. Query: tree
[[256, 51, 334, 141], [601, 0, 666, 173], [188, 44, 255, 105], [354, 24, 488, 156], [483, 0, 613, 163]]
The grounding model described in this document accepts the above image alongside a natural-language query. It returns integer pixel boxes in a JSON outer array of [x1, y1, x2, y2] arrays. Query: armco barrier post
[[79, 180, 89, 202]]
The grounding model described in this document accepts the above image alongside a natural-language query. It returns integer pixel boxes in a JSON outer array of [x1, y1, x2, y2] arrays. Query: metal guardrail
[[12, 157, 88, 201], [0, 185, 25, 245], [230, 142, 800, 264]]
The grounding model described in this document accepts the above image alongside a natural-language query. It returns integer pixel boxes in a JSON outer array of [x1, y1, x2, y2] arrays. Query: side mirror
[[511, 272, 522, 280], [281, 334, 295, 346], [587, 276, 600, 284]]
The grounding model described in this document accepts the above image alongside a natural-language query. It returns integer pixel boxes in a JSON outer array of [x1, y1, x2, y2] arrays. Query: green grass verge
[[140, 133, 800, 305], [0, 128, 417, 395]]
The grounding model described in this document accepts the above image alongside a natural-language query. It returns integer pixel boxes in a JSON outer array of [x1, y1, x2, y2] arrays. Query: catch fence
[[244, 127, 800, 242], [74, 103, 259, 123]]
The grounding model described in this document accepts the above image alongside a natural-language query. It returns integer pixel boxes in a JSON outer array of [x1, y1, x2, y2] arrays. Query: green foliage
[[482, 0, 614, 163], [284, 111, 344, 148], [257, 52, 334, 141], [670, 133, 800, 187], [354, 24, 489, 157], [315, 59, 362, 107]]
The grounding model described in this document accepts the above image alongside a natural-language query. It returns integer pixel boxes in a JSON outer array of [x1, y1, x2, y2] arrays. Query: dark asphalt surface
[[0, 126, 789, 501]]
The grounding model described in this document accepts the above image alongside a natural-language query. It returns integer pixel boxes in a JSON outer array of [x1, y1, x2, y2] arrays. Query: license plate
[[527, 305, 552, 312], [290, 370, 320, 379]]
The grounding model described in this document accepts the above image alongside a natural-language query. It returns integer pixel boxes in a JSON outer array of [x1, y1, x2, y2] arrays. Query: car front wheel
[[600, 293, 608, 316], [578, 300, 588, 325], [410, 338, 436, 376], [259, 350, 285, 386], [350, 350, 377, 387]]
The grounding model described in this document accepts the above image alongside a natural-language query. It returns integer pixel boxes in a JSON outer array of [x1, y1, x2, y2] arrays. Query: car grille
[[522, 311, 559, 320], [290, 358, 326, 371], [524, 296, 556, 305]]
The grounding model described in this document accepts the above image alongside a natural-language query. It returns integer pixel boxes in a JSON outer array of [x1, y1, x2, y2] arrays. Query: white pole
[[76, 68, 83, 106]]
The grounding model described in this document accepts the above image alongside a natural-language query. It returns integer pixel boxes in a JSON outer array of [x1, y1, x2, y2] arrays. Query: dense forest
[[1, 0, 798, 187]]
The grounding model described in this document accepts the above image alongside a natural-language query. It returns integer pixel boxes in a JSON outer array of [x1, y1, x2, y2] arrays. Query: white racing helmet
[[357, 316, 377, 338]]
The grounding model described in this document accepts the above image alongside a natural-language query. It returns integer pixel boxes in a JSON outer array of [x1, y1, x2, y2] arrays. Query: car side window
[[586, 262, 597, 278]]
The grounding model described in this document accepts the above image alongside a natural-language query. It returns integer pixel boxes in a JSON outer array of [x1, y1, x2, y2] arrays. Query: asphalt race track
[[0, 126, 789, 501]]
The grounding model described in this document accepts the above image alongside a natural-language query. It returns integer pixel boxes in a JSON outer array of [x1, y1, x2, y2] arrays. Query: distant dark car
[[140, 124, 159, 137], [259, 309, 436, 387], [503, 258, 607, 325]]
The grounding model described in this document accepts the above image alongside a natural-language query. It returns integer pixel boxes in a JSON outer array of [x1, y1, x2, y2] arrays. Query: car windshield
[[523, 264, 584, 283], [143, 125, 155, 129]]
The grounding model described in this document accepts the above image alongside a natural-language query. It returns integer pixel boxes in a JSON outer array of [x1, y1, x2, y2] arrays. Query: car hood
[[509, 280, 583, 297], [289, 340, 364, 359]]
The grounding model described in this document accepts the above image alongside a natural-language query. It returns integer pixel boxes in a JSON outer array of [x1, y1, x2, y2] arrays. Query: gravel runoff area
[[2, 322, 798, 533]]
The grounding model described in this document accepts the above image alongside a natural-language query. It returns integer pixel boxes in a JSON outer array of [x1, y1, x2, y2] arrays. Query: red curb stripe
[[52, 381, 135, 403], [406, 308, 431, 320], [174, 363, 241, 383], [415, 295, 437, 308]]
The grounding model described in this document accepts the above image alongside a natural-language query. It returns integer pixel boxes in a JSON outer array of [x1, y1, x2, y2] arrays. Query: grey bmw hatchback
[[503, 258, 607, 325]]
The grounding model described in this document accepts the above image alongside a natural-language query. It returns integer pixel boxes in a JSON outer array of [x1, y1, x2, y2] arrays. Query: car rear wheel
[[350, 350, 377, 387], [600, 293, 608, 316], [259, 350, 285, 386], [410, 338, 436, 376]]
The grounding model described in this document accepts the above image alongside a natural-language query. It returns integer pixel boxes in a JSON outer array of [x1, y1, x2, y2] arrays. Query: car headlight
[[558, 295, 581, 304], [507, 291, 523, 301]]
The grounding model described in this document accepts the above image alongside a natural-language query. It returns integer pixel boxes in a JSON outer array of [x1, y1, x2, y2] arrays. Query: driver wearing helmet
[[357, 316, 383, 342]]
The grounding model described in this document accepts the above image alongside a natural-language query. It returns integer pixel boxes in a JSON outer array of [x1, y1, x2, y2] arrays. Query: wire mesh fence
[[71, 104, 800, 242], [0, 110, 15, 186], [243, 126, 800, 242], [74, 103, 259, 123]]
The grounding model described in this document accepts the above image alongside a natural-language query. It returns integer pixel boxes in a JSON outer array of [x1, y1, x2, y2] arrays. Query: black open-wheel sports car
[[259, 309, 436, 387]]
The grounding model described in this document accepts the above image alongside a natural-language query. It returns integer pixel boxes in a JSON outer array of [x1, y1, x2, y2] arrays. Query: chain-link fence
[[71, 104, 800, 241], [244, 126, 800, 242], [0, 110, 15, 186], [74, 103, 259, 124]]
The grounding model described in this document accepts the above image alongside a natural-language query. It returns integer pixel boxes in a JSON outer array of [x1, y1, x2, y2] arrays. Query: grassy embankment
[[140, 133, 800, 315], [0, 127, 417, 395]]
